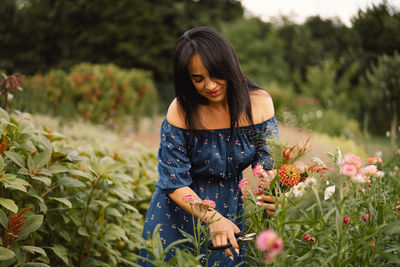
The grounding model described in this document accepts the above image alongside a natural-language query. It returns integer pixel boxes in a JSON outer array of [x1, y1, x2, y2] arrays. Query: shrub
[[12, 63, 158, 126], [0, 108, 157, 266]]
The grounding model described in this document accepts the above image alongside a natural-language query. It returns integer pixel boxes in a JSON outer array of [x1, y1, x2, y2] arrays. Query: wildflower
[[304, 177, 317, 188], [183, 195, 196, 204], [302, 233, 311, 241], [343, 216, 350, 225], [397, 149, 400, 156], [256, 230, 284, 262], [351, 173, 366, 184], [253, 188, 263, 195], [294, 161, 307, 174], [282, 145, 297, 163], [367, 156, 383, 165], [340, 163, 358, 177], [375, 171, 384, 178], [371, 241, 375, 246], [308, 162, 332, 177], [361, 165, 377, 177], [258, 178, 270, 190], [253, 164, 264, 177], [3, 207, 32, 248], [239, 178, 251, 199], [361, 213, 373, 221], [278, 164, 300, 187], [324, 185, 335, 200], [343, 153, 363, 168], [201, 199, 216, 210], [309, 237, 316, 243], [396, 201, 400, 212], [256, 230, 278, 251], [292, 182, 306, 197], [298, 134, 312, 155]]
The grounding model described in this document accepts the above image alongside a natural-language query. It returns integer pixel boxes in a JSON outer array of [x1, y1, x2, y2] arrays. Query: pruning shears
[[208, 231, 256, 251]]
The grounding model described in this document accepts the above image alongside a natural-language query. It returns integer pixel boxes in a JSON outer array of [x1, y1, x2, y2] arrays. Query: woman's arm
[[168, 187, 240, 259]]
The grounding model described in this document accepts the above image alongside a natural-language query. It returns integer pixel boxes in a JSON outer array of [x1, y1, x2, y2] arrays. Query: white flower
[[305, 177, 317, 189], [351, 173, 365, 184], [312, 157, 326, 166], [292, 182, 306, 197], [324, 185, 336, 200]]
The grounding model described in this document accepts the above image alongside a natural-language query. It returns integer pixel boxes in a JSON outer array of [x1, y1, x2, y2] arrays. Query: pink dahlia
[[253, 164, 264, 177], [343, 153, 363, 168], [256, 230, 279, 251]]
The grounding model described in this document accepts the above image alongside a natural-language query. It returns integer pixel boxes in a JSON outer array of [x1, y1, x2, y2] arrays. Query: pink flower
[[343, 153, 363, 168], [397, 149, 400, 156], [396, 201, 400, 212], [257, 230, 284, 262], [367, 157, 383, 165], [361, 213, 373, 221], [375, 171, 384, 178], [253, 164, 264, 177], [239, 178, 251, 199], [343, 216, 350, 225], [340, 163, 358, 177], [201, 199, 216, 210], [351, 173, 366, 184], [294, 161, 307, 174], [256, 230, 278, 251], [253, 188, 263, 194], [258, 177, 271, 190], [361, 165, 378, 177], [183, 195, 196, 204]]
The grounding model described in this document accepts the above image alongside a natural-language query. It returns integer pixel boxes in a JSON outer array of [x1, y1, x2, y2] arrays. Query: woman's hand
[[208, 213, 241, 260], [255, 195, 281, 217]]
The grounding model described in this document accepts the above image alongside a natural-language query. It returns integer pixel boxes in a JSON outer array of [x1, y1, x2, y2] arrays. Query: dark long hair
[[173, 26, 260, 132]]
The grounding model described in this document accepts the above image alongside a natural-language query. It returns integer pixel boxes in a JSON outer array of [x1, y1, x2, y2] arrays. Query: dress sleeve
[[251, 117, 279, 171], [155, 120, 192, 194]]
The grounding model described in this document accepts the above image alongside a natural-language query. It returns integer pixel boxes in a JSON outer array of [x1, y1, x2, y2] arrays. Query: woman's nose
[[205, 79, 217, 90]]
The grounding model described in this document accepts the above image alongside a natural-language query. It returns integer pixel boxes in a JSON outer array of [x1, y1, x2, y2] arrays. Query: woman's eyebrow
[[190, 74, 203, 78]]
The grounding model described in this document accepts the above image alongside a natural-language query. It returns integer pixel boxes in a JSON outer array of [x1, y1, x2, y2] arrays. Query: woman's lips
[[208, 89, 222, 97]]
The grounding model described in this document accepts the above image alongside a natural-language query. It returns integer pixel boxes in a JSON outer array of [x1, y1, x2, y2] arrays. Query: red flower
[[278, 164, 300, 187], [361, 213, 373, 221], [309, 237, 316, 243], [343, 216, 350, 225], [302, 233, 311, 241]]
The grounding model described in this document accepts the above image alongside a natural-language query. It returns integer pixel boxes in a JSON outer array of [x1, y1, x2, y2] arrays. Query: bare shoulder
[[249, 89, 275, 123], [166, 98, 187, 128]]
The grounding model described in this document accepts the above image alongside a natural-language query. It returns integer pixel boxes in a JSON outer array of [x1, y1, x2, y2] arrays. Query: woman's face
[[188, 54, 227, 103]]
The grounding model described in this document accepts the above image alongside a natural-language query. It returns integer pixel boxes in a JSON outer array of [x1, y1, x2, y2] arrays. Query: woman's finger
[[266, 210, 275, 217], [256, 201, 281, 210], [227, 231, 239, 256], [257, 195, 281, 203]]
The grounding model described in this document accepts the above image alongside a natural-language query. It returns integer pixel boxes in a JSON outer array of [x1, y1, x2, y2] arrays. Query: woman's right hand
[[208, 213, 241, 260]]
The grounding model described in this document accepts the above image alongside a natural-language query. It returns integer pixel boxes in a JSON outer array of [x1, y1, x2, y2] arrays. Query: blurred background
[[1, 0, 400, 157]]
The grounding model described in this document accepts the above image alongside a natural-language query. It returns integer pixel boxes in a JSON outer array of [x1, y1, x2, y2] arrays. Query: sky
[[241, 0, 400, 26]]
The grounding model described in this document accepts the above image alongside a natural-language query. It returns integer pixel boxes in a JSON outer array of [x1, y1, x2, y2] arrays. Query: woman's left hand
[[255, 195, 281, 217]]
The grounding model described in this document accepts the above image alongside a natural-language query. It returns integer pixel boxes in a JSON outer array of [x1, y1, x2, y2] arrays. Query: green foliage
[[0, 108, 158, 266], [12, 63, 158, 125]]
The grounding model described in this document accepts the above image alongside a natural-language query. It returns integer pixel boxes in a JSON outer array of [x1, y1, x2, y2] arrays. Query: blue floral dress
[[139, 116, 278, 266]]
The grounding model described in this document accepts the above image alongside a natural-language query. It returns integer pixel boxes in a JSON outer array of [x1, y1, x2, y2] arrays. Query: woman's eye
[[193, 79, 202, 83]]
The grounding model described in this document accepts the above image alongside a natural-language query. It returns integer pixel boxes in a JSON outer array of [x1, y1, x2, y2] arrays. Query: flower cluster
[[2, 207, 32, 248], [238, 178, 252, 200], [302, 233, 316, 243], [339, 153, 384, 185], [183, 195, 216, 211], [256, 229, 284, 262]]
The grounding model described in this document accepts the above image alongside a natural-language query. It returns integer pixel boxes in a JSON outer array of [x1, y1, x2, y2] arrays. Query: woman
[[139, 26, 279, 266]]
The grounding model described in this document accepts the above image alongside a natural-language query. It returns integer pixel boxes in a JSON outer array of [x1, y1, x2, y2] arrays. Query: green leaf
[[49, 197, 72, 208], [106, 207, 122, 217], [69, 170, 93, 180], [0, 208, 8, 228], [27, 156, 35, 171], [33, 150, 51, 169], [18, 215, 43, 240], [0, 246, 15, 261], [31, 176, 51, 186], [0, 155, 5, 172], [0, 108, 10, 122], [19, 120, 35, 134], [58, 177, 85, 188], [24, 192, 47, 214], [78, 226, 90, 237], [0, 198, 18, 213], [5, 151, 25, 168], [37, 169, 52, 177], [50, 245, 68, 265], [49, 165, 69, 174], [20, 246, 47, 257], [17, 262, 51, 267]]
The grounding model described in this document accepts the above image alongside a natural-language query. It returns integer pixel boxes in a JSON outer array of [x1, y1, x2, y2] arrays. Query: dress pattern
[[139, 116, 279, 266]]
